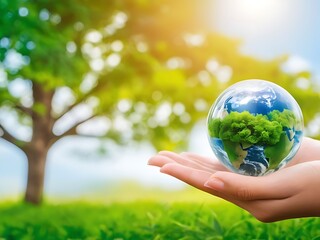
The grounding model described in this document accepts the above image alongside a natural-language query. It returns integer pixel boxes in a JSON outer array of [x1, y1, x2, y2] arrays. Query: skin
[[148, 137, 320, 222]]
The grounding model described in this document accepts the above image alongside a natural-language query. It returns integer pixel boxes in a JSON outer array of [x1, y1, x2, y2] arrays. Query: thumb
[[204, 171, 291, 201]]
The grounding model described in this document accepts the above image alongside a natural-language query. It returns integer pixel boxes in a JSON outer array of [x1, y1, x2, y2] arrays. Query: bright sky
[[0, 125, 210, 198], [212, 0, 320, 77]]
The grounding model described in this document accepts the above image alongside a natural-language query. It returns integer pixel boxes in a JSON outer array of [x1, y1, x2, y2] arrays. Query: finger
[[148, 155, 175, 167], [160, 163, 248, 208], [148, 152, 216, 173], [179, 152, 217, 166], [180, 152, 229, 171], [158, 151, 216, 173], [204, 170, 295, 201], [160, 163, 214, 190]]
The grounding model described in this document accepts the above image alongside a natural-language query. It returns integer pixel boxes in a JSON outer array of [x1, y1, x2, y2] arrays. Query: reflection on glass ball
[[207, 79, 303, 176]]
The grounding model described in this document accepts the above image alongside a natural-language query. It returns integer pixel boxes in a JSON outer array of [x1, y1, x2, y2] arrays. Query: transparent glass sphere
[[207, 79, 303, 176]]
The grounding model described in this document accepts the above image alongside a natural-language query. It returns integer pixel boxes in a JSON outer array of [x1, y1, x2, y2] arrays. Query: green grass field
[[0, 200, 319, 240]]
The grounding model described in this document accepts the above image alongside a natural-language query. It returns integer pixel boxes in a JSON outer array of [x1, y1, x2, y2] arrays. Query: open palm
[[148, 137, 320, 222]]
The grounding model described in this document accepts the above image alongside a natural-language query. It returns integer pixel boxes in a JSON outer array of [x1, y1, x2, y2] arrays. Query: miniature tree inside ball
[[207, 80, 303, 176]]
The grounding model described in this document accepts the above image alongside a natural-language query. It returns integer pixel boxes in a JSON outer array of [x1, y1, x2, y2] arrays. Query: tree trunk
[[24, 82, 54, 205], [24, 147, 48, 204]]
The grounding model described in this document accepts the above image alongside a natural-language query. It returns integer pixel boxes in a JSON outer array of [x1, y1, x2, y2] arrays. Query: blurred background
[[1, 0, 320, 204]]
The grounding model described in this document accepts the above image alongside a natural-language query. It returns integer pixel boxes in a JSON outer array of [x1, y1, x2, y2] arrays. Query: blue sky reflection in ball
[[207, 80, 303, 176]]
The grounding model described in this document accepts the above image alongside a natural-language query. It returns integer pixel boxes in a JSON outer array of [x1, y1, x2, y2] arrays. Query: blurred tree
[[0, 0, 319, 204]]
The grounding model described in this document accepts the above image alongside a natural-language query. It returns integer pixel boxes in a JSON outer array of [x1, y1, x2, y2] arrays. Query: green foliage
[[0, 202, 319, 239], [268, 109, 297, 129], [208, 110, 297, 146], [1, 0, 319, 153], [0, 0, 237, 151]]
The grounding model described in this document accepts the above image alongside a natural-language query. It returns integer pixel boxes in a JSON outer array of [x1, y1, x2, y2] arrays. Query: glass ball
[[207, 79, 303, 176]]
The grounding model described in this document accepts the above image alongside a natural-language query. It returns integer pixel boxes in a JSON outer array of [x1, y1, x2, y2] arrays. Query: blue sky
[[1, 0, 320, 199], [213, 0, 320, 77]]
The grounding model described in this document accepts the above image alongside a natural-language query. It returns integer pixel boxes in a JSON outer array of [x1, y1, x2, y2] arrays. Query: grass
[[0, 201, 320, 240]]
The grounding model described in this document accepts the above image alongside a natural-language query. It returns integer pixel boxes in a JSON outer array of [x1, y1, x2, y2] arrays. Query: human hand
[[148, 137, 320, 222]]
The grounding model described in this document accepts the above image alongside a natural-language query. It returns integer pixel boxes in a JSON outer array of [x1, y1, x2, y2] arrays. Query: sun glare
[[213, 0, 289, 38], [236, 0, 280, 20], [238, 0, 286, 24], [215, 0, 287, 27]]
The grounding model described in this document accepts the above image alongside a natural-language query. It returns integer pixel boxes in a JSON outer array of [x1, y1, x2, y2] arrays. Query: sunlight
[[235, 0, 281, 20], [214, 0, 288, 32]]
